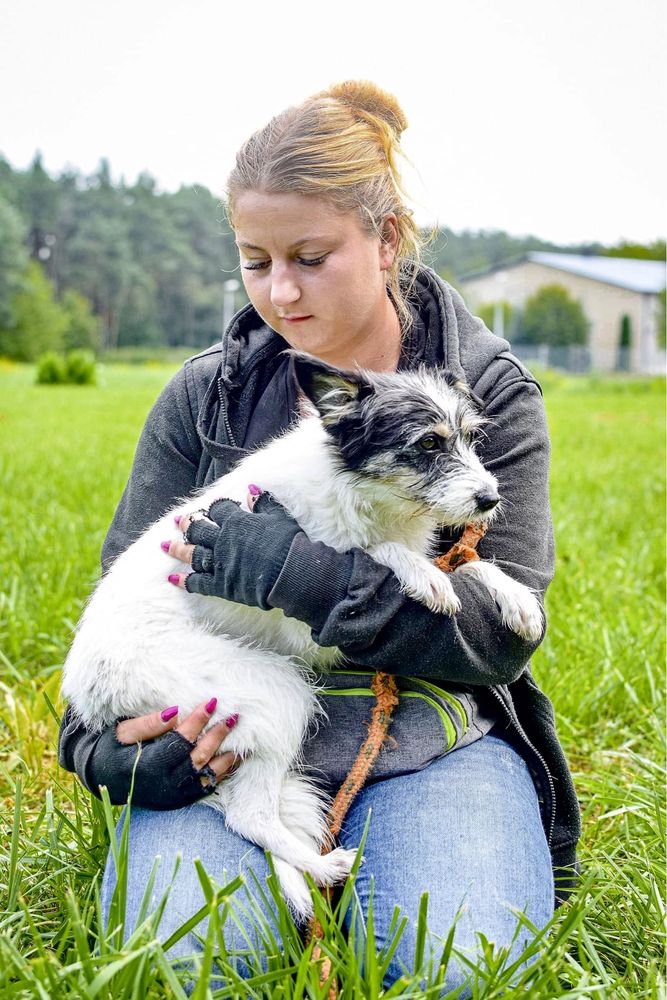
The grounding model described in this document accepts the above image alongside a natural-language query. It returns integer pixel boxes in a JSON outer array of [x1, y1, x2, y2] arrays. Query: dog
[[61, 353, 543, 918]]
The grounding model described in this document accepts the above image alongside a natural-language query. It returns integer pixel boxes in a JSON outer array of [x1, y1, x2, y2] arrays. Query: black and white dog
[[62, 354, 542, 918]]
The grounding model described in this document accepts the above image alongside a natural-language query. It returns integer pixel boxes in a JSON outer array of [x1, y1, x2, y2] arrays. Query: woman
[[59, 81, 580, 990]]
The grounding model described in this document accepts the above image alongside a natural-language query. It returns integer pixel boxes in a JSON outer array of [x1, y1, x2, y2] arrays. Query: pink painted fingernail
[[168, 574, 180, 585], [160, 541, 171, 553], [248, 484, 261, 496], [205, 697, 218, 715], [225, 713, 239, 729], [161, 706, 178, 722]]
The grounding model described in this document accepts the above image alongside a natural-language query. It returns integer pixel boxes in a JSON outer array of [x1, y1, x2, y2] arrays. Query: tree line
[[0, 153, 664, 361]]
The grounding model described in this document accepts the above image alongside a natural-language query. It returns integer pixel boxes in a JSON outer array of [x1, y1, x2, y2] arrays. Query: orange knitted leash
[[308, 522, 487, 995]]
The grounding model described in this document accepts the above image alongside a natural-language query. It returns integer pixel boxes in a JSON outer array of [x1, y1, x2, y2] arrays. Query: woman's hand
[[116, 697, 241, 791], [75, 698, 242, 810], [161, 486, 303, 609]]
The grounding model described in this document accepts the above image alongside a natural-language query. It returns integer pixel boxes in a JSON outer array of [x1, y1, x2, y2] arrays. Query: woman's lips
[[282, 315, 312, 323]]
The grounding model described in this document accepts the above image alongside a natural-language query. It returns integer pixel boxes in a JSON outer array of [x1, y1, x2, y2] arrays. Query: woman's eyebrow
[[236, 237, 327, 251]]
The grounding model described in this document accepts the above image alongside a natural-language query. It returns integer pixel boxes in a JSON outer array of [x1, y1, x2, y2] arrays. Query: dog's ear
[[435, 367, 485, 413], [290, 352, 374, 426]]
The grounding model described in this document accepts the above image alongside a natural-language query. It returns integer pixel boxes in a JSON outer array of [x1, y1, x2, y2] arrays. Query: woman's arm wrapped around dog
[[282, 375, 554, 686], [180, 373, 554, 687], [272, 376, 554, 685]]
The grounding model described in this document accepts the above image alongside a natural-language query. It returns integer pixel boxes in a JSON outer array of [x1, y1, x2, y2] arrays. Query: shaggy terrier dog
[[62, 354, 543, 918]]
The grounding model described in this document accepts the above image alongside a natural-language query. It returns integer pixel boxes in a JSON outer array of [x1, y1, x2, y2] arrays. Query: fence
[[511, 343, 666, 376]]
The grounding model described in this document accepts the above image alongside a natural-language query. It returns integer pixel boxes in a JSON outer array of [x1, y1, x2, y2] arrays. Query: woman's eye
[[418, 435, 441, 452], [297, 254, 328, 267], [243, 260, 270, 271]]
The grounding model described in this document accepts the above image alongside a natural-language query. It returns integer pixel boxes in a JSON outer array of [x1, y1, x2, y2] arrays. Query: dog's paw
[[314, 846, 358, 886], [407, 569, 461, 615], [498, 590, 544, 642], [367, 542, 461, 615], [457, 561, 544, 641]]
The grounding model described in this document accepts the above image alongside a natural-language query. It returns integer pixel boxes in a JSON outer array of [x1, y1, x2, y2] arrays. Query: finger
[[183, 570, 218, 596], [116, 705, 180, 745], [175, 699, 218, 743], [207, 497, 243, 525], [188, 715, 239, 769], [252, 491, 282, 514], [191, 544, 214, 574], [161, 537, 195, 563], [184, 517, 220, 549], [247, 484, 262, 511], [206, 751, 243, 782], [178, 511, 216, 536]]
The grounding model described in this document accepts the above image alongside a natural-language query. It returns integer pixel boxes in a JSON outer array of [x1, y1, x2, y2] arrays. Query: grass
[[0, 361, 664, 997]]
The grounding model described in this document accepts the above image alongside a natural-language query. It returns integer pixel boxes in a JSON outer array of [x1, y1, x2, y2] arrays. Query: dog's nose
[[475, 490, 500, 512]]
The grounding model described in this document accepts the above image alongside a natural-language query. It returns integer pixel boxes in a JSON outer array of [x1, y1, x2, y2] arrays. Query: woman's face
[[233, 191, 399, 369]]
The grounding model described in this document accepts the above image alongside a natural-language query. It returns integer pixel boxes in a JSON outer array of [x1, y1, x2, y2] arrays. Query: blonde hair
[[226, 81, 424, 331]]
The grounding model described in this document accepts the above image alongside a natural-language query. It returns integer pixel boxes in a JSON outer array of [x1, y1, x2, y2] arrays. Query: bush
[[64, 349, 96, 384], [0, 262, 68, 361], [35, 350, 96, 385], [36, 351, 67, 384], [520, 283, 589, 347]]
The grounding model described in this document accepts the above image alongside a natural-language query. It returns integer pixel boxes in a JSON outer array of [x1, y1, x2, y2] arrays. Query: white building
[[460, 252, 666, 373]]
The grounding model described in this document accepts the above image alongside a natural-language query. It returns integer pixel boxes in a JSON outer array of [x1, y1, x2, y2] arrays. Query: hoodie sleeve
[[101, 365, 202, 571], [268, 370, 555, 687], [59, 363, 203, 791]]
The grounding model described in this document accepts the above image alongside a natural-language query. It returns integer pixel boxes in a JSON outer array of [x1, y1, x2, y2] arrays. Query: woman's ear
[[379, 213, 399, 271]]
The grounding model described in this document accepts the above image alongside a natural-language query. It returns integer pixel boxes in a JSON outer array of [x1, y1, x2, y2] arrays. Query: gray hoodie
[[59, 268, 581, 902]]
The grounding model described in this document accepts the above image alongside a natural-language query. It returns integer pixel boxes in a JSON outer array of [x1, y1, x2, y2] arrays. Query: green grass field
[[0, 362, 664, 998]]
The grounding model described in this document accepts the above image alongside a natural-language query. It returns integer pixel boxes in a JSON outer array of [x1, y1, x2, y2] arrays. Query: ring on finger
[[182, 508, 208, 542]]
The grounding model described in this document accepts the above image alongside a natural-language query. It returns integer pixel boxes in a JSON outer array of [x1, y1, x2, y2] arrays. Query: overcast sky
[[2, 0, 665, 245]]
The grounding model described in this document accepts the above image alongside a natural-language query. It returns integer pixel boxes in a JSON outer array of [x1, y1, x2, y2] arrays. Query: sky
[[1, 0, 665, 246]]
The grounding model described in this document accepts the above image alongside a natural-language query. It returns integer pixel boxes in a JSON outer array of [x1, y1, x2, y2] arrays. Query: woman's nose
[[270, 267, 301, 309]]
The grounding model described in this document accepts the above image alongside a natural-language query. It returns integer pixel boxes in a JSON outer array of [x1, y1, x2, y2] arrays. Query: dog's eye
[[418, 434, 441, 452]]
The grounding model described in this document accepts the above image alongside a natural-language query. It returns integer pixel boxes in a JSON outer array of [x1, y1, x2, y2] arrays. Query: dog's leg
[[213, 757, 356, 919], [272, 771, 341, 920], [368, 541, 461, 614], [278, 771, 335, 852], [456, 560, 544, 641]]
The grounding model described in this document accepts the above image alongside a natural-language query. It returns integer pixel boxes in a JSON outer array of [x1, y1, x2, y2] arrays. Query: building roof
[[527, 253, 665, 293], [461, 252, 666, 294]]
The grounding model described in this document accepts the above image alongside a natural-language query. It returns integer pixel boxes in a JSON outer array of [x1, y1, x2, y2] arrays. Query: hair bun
[[326, 80, 408, 137]]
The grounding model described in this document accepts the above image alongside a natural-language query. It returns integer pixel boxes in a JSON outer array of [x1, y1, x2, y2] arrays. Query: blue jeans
[[101, 733, 554, 993]]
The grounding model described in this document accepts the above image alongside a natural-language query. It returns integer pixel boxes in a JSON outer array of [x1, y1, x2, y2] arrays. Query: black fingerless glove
[[58, 706, 214, 810], [184, 492, 303, 609]]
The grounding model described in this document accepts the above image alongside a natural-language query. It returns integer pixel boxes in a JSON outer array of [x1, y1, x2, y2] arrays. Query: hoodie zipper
[[217, 377, 238, 448], [489, 686, 557, 847], [216, 337, 291, 450]]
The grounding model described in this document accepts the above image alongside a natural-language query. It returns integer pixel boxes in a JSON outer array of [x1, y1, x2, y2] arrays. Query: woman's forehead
[[233, 191, 364, 246]]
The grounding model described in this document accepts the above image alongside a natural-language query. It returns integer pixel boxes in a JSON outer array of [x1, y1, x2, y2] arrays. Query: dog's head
[[292, 352, 500, 527]]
